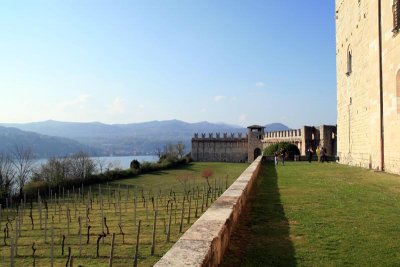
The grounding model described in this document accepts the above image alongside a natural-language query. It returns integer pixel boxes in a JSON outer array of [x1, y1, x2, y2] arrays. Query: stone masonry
[[192, 125, 337, 163], [336, 0, 400, 173], [154, 156, 263, 267], [263, 125, 337, 156]]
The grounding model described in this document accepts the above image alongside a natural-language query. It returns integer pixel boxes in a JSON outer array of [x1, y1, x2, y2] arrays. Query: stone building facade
[[191, 125, 264, 163], [262, 125, 337, 156], [191, 125, 336, 163], [336, 0, 400, 173]]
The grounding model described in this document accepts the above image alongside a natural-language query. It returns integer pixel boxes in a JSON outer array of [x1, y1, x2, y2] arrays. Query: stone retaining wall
[[154, 156, 263, 267]]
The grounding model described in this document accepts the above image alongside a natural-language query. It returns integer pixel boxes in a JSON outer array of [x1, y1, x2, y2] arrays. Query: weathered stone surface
[[264, 126, 337, 156], [191, 126, 265, 163], [180, 220, 226, 242], [154, 156, 263, 267], [336, 0, 400, 174], [155, 239, 212, 267]]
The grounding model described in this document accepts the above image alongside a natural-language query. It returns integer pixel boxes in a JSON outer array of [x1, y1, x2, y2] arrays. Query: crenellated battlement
[[193, 132, 247, 140]]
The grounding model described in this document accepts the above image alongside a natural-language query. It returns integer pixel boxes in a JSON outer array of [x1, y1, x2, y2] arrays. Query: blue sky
[[0, 0, 336, 128]]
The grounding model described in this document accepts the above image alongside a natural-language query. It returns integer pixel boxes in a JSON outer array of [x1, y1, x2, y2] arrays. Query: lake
[[35, 155, 158, 170]]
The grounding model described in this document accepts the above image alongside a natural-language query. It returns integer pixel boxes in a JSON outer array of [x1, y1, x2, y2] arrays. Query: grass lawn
[[222, 161, 400, 266], [0, 162, 248, 267]]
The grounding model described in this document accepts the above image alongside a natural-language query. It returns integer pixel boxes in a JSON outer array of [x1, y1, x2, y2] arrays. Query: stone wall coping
[[154, 156, 263, 267]]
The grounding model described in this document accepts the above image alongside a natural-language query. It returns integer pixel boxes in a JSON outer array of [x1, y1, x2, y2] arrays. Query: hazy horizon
[[1, 1, 337, 129]]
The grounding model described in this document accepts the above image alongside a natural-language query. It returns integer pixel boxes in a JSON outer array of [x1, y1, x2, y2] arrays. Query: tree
[[95, 157, 108, 174], [155, 148, 162, 160], [11, 145, 35, 196], [130, 160, 141, 170], [32, 157, 64, 186], [201, 169, 213, 192], [177, 173, 192, 196], [67, 152, 96, 180], [177, 142, 185, 159], [0, 153, 15, 198], [263, 142, 300, 160]]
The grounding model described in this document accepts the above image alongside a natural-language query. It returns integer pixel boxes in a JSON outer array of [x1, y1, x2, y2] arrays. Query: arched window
[[393, 0, 400, 32], [397, 70, 400, 113], [346, 47, 352, 76]]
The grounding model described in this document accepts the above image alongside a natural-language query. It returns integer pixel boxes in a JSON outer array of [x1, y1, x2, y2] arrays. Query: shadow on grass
[[221, 161, 297, 267]]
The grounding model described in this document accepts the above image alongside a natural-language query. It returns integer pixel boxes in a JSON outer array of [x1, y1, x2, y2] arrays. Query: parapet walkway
[[154, 156, 263, 266]]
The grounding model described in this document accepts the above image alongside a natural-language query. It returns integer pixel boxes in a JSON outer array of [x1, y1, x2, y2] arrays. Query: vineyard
[[0, 162, 247, 267]]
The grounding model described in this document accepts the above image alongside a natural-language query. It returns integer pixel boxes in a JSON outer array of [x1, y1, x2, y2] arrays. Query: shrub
[[23, 180, 47, 197], [130, 159, 141, 170], [23, 157, 189, 199], [264, 142, 300, 159]]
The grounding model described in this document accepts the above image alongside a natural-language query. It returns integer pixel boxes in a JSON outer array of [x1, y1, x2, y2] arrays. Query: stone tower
[[247, 125, 265, 162]]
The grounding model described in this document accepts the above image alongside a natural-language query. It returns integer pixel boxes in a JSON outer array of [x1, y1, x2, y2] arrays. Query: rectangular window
[[394, 0, 400, 32], [346, 50, 352, 76]]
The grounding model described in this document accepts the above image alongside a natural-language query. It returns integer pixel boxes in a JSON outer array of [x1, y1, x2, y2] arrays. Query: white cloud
[[200, 108, 207, 113], [238, 114, 247, 122], [59, 94, 90, 109], [214, 95, 225, 102], [138, 104, 145, 110], [107, 96, 125, 114], [256, 82, 265, 87]]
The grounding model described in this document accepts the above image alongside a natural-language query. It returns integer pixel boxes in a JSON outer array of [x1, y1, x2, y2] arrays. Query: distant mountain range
[[0, 126, 101, 158], [0, 120, 290, 157]]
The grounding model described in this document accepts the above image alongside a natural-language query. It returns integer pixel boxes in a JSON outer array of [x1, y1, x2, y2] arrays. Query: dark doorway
[[254, 148, 262, 159]]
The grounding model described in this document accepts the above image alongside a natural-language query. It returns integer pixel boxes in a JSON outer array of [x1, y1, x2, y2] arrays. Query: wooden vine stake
[[206, 186, 210, 208], [44, 209, 48, 243], [51, 225, 54, 267], [101, 197, 104, 238], [119, 196, 122, 226], [151, 211, 157, 256], [108, 233, 116, 267], [14, 219, 18, 256], [195, 192, 199, 218], [133, 220, 141, 267], [78, 216, 82, 256], [133, 197, 137, 226], [179, 197, 185, 233], [167, 203, 172, 242], [10, 237, 15, 267], [214, 178, 217, 200], [67, 208, 70, 236], [39, 200, 42, 230], [201, 186, 205, 212], [187, 195, 192, 224], [145, 197, 149, 221]]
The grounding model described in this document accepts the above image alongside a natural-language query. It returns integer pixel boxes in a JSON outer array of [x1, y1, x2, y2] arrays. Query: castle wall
[[381, 0, 400, 174], [336, 0, 400, 173], [191, 133, 248, 163], [192, 125, 336, 163]]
